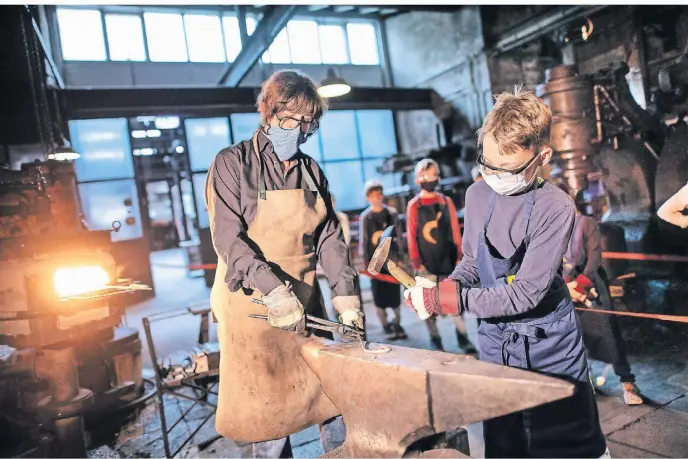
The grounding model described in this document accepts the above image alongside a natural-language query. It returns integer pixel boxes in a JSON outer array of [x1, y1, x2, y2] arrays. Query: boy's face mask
[[477, 146, 546, 196]]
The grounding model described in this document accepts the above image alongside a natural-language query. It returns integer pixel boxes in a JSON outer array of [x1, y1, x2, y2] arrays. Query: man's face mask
[[265, 126, 308, 161], [265, 113, 318, 161], [477, 151, 543, 196]]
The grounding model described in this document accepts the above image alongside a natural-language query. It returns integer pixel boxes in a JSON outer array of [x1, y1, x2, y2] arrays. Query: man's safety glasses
[[275, 114, 319, 137]]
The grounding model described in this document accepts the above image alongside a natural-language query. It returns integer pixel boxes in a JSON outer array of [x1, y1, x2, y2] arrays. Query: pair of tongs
[[248, 313, 390, 354]]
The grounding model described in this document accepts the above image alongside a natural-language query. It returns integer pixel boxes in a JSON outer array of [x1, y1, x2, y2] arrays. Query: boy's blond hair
[[477, 85, 552, 155]]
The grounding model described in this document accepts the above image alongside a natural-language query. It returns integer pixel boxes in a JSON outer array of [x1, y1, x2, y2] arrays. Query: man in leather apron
[[559, 185, 644, 406], [404, 89, 608, 458], [406, 159, 477, 354], [205, 70, 363, 458]]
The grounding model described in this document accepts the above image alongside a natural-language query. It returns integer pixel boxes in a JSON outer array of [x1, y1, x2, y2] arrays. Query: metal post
[[142, 317, 172, 458]]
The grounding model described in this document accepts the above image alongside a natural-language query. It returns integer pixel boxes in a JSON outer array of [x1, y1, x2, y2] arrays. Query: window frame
[[55, 6, 383, 67], [55, 8, 109, 62], [103, 13, 148, 62]]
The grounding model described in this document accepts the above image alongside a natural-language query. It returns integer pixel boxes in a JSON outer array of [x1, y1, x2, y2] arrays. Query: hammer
[[367, 236, 416, 288]]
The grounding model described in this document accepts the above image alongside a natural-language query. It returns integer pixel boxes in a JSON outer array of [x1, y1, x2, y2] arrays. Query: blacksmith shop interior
[[2, 3, 688, 458]]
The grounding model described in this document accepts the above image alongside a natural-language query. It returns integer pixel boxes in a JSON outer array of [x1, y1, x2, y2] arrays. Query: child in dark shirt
[[359, 180, 407, 340]]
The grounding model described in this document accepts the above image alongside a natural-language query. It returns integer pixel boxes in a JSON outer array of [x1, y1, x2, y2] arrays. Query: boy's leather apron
[[207, 133, 339, 442]]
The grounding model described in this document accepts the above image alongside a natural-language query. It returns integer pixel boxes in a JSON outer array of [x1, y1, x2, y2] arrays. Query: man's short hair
[[363, 179, 383, 196], [477, 85, 552, 155], [256, 70, 328, 126], [414, 158, 439, 178]]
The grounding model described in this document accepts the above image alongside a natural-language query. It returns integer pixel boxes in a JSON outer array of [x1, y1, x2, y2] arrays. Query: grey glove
[[262, 284, 305, 333], [332, 296, 364, 329]]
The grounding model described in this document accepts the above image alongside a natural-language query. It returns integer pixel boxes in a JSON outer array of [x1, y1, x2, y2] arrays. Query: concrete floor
[[97, 249, 688, 458]]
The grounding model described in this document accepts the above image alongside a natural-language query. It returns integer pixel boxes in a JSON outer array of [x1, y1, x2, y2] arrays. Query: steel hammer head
[[368, 237, 392, 275]]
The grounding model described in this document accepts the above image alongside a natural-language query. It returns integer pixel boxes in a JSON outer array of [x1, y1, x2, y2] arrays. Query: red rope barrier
[[602, 252, 688, 263]]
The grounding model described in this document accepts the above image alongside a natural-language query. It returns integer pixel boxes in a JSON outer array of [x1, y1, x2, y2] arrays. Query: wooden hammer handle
[[385, 259, 416, 289]]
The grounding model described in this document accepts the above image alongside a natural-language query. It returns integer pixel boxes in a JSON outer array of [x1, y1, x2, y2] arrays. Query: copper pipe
[[593, 85, 603, 143]]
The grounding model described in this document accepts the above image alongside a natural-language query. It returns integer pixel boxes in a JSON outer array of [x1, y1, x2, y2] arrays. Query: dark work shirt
[[205, 130, 358, 298], [358, 205, 398, 264], [563, 214, 602, 280], [450, 180, 576, 318]]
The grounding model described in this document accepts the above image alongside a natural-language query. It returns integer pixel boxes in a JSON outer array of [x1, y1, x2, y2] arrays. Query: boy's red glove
[[564, 274, 595, 295], [573, 274, 595, 294]]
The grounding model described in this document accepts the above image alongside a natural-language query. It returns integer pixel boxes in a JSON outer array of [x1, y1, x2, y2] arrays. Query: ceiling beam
[[217, 5, 296, 87], [58, 87, 435, 120]]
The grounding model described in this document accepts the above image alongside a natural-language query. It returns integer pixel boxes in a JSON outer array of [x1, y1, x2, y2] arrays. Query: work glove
[[566, 280, 598, 308], [332, 296, 364, 329], [404, 277, 462, 320], [262, 283, 306, 333]]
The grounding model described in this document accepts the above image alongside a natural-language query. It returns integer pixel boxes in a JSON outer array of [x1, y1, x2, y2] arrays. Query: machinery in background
[[0, 160, 147, 458]]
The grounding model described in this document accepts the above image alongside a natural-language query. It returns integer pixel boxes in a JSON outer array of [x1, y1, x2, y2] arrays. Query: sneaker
[[430, 335, 444, 351], [383, 324, 398, 341], [622, 382, 644, 405], [393, 324, 408, 340]]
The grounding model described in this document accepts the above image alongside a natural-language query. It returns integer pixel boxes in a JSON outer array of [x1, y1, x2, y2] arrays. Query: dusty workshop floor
[[91, 249, 688, 458]]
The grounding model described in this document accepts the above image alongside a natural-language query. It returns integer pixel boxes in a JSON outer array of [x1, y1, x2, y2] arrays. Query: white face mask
[[481, 165, 541, 195]]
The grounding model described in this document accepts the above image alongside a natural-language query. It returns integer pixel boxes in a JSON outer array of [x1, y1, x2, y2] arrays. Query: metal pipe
[[491, 5, 609, 55], [593, 85, 603, 143]]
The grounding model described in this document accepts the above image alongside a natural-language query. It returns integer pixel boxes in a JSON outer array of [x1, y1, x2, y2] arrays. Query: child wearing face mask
[[405, 159, 477, 354], [359, 180, 407, 340], [403, 88, 608, 458]]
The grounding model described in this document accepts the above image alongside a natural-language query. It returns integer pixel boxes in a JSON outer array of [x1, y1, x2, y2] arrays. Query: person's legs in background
[[452, 315, 478, 355], [375, 307, 397, 340], [425, 317, 444, 350], [609, 316, 643, 405], [390, 306, 407, 339]]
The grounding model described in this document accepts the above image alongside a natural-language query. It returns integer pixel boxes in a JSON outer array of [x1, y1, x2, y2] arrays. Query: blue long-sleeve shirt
[[449, 180, 575, 318]]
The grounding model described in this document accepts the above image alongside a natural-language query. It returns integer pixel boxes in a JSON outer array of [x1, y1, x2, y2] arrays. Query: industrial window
[[287, 20, 322, 64], [184, 14, 225, 63], [222, 16, 242, 62], [318, 25, 348, 65], [56, 9, 107, 61], [229, 113, 262, 144], [346, 23, 380, 65], [68, 118, 135, 182], [318, 109, 398, 211], [105, 14, 146, 61], [143, 12, 188, 62], [356, 110, 397, 157], [266, 28, 292, 64], [185, 118, 232, 172], [319, 111, 360, 161]]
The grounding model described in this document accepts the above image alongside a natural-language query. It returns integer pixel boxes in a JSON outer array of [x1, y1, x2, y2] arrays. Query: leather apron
[[476, 189, 606, 458], [208, 133, 339, 442]]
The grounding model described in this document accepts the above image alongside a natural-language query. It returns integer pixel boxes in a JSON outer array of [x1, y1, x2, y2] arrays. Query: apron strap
[[522, 189, 536, 239], [300, 161, 322, 200], [252, 131, 267, 200], [483, 191, 497, 231]]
